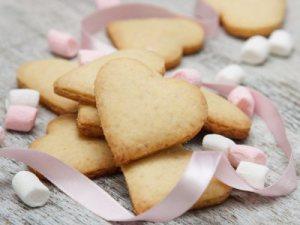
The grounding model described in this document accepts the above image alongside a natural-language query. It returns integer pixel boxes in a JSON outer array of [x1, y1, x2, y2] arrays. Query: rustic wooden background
[[0, 0, 299, 224]]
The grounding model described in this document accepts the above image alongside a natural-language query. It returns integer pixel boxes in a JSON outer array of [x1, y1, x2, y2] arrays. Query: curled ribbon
[[0, 1, 296, 222], [81, 0, 219, 49], [203, 83, 297, 196], [0, 83, 296, 222]]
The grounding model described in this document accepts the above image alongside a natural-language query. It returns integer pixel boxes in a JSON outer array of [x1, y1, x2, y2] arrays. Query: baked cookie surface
[[122, 145, 231, 214], [30, 115, 116, 177], [77, 88, 251, 140], [54, 49, 165, 105], [17, 59, 79, 114], [77, 104, 103, 137], [95, 58, 208, 165], [205, 0, 286, 38], [107, 18, 204, 69], [202, 88, 251, 139]]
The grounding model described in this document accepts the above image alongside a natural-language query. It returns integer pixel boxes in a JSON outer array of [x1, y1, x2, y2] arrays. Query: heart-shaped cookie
[[204, 0, 286, 38], [201, 88, 251, 139], [122, 145, 231, 214], [77, 104, 103, 137], [75, 89, 251, 140], [107, 18, 204, 69], [17, 59, 78, 114], [30, 115, 117, 177], [54, 49, 165, 105], [95, 58, 207, 165]]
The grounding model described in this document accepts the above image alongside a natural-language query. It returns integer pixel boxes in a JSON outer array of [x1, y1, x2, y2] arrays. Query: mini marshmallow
[[91, 40, 116, 52], [227, 86, 255, 117], [95, 0, 121, 10], [215, 64, 246, 84], [0, 126, 4, 145], [241, 36, 270, 65], [202, 134, 235, 153], [229, 145, 267, 168], [6, 89, 40, 110], [170, 68, 202, 86], [12, 171, 50, 207], [47, 29, 79, 58], [78, 47, 116, 65], [5, 105, 38, 132], [269, 30, 294, 57], [236, 161, 269, 189]]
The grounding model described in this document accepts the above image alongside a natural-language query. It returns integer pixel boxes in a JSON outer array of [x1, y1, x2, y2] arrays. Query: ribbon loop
[[0, 1, 296, 222], [81, 0, 220, 49], [0, 83, 296, 222]]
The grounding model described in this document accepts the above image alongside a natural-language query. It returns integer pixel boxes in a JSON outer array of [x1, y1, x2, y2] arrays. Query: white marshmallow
[[202, 134, 235, 153], [241, 36, 270, 65], [6, 89, 40, 110], [91, 40, 116, 53], [12, 171, 50, 207], [215, 64, 246, 84], [269, 30, 294, 57], [236, 161, 269, 189]]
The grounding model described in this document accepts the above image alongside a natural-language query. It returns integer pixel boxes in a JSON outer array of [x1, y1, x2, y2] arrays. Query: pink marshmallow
[[95, 0, 121, 10], [5, 106, 38, 132], [0, 126, 4, 145], [47, 29, 79, 58], [227, 86, 255, 117], [78, 47, 115, 65], [228, 144, 268, 168], [170, 68, 202, 86]]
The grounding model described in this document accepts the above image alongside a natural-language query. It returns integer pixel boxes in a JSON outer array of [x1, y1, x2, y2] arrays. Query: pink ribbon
[[81, 0, 219, 49], [0, 83, 296, 222], [203, 83, 297, 196], [0, 0, 296, 222]]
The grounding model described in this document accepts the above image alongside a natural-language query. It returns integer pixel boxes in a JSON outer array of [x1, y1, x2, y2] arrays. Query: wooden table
[[0, 0, 299, 224]]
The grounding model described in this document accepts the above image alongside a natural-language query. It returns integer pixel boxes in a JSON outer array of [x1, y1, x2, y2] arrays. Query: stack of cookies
[[16, 18, 252, 214]]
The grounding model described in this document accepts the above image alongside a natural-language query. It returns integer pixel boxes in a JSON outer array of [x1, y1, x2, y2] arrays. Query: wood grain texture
[[0, 0, 299, 224]]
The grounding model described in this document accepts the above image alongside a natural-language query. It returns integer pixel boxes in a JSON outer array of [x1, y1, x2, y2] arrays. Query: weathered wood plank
[[0, 0, 299, 224]]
